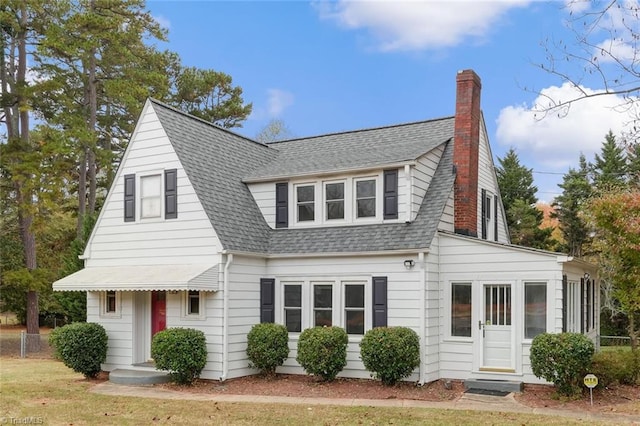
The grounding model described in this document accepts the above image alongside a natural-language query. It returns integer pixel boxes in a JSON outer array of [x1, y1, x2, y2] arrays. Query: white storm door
[[481, 284, 514, 371]]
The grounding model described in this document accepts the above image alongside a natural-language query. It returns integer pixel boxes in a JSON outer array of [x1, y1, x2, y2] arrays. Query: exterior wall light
[[404, 259, 415, 269]]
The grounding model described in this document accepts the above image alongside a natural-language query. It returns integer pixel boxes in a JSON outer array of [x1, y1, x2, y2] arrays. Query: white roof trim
[[52, 264, 219, 292]]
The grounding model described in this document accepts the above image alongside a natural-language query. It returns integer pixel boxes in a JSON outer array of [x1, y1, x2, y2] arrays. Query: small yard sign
[[584, 374, 598, 406]]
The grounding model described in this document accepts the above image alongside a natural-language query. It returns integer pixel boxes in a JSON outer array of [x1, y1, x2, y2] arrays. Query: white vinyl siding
[[85, 103, 222, 267], [412, 145, 444, 220]]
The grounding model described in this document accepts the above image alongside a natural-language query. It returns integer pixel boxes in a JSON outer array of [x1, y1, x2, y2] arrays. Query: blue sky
[[146, 1, 633, 201]]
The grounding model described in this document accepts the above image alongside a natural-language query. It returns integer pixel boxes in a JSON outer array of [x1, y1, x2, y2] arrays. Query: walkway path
[[92, 382, 639, 424]]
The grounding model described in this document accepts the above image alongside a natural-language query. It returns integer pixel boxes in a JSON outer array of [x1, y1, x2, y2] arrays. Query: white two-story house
[[54, 70, 598, 385]]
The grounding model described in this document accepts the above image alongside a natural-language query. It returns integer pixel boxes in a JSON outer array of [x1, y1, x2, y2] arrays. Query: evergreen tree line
[[497, 131, 640, 348], [1, 1, 252, 333]]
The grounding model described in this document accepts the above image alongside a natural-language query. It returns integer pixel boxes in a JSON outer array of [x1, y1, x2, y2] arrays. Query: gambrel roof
[[150, 98, 455, 255]]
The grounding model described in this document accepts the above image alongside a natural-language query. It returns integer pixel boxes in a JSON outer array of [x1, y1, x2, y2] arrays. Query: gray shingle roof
[[243, 118, 454, 181], [150, 99, 455, 255], [267, 140, 454, 254]]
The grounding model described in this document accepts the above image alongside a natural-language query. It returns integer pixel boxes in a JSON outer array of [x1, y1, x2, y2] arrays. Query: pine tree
[[592, 130, 627, 190], [496, 148, 554, 249], [552, 154, 593, 257]]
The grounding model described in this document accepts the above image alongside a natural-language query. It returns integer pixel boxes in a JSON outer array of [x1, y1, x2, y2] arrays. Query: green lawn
[[0, 358, 614, 425]]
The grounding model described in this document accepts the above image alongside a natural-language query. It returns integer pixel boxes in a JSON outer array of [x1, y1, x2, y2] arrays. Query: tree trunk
[[87, 47, 97, 215], [628, 313, 638, 352], [77, 149, 87, 240]]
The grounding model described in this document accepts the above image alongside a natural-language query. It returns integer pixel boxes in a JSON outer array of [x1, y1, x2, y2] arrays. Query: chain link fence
[[0, 331, 53, 358]]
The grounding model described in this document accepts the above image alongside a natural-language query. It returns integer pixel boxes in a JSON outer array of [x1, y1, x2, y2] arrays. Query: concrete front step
[[464, 379, 524, 393], [109, 368, 171, 385]]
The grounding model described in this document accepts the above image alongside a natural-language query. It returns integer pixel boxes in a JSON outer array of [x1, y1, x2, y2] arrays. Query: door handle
[[478, 320, 483, 330]]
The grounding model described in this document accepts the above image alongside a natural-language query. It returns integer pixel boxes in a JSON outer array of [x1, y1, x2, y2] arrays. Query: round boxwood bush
[[360, 326, 420, 385], [530, 332, 594, 397], [296, 326, 348, 381], [49, 322, 108, 378], [151, 328, 207, 385], [247, 323, 289, 375]]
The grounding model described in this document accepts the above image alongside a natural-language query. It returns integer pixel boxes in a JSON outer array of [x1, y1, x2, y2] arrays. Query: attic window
[[141, 174, 161, 219]]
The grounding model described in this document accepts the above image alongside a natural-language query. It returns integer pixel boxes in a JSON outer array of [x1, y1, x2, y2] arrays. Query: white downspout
[[418, 251, 427, 385], [405, 164, 412, 223], [221, 253, 234, 381]]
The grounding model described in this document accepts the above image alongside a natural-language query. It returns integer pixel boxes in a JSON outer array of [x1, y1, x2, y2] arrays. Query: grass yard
[[0, 358, 614, 425]]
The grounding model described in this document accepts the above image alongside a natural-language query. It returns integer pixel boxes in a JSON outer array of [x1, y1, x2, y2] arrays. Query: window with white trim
[[344, 284, 364, 334], [355, 179, 376, 218], [100, 291, 120, 317], [524, 282, 546, 339], [313, 284, 333, 326], [284, 284, 302, 332], [296, 184, 315, 222], [140, 174, 162, 219], [182, 290, 204, 319], [325, 181, 345, 220], [451, 283, 472, 337], [566, 280, 581, 333]]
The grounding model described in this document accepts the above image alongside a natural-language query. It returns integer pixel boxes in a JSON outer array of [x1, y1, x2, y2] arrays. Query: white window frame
[[566, 280, 581, 333], [449, 282, 473, 339], [283, 282, 303, 333], [353, 176, 380, 221], [323, 179, 347, 223], [181, 290, 205, 320], [294, 182, 317, 224], [277, 278, 371, 337], [523, 282, 547, 340], [138, 171, 163, 220], [100, 291, 121, 318]]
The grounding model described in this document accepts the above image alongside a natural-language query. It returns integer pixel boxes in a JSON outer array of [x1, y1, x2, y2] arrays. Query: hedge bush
[[590, 350, 640, 387], [151, 328, 207, 385], [49, 322, 108, 378], [247, 323, 290, 375], [296, 326, 348, 381], [360, 327, 420, 385], [530, 332, 594, 397]]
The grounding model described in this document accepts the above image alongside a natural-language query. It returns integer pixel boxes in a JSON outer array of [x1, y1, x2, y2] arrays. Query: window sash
[[451, 283, 471, 337], [344, 284, 364, 335], [524, 283, 546, 339], [313, 284, 333, 326], [325, 182, 344, 220], [284, 284, 302, 332], [140, 174, 161, 218], [296, 185, 315, 222], [187, 290, 200, 315], [105, 291, 117, 313], [356, 179, 376, 218]]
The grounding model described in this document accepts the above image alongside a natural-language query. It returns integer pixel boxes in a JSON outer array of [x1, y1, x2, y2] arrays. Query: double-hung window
[[284, 284, 302, 332], [313, 284, 333, 326], [325, 182, 345, 220], [344, 284, 365, 334], [187, 290, 200, 315], [101, 291, 120, 317], [140, 174, 162, 219], [355, 179, 376, 218], [296, 185, 315, 222]]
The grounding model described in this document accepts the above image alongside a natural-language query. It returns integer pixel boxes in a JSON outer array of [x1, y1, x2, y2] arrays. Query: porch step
[[464, 379, 523, 394], [109, 368, 171, 386]]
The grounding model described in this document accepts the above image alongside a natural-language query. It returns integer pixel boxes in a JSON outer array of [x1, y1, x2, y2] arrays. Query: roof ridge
[[148, 97, 273, 151], [269, 115, 455, 145]]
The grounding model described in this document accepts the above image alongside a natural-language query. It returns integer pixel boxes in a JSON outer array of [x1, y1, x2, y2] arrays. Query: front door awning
[[52, 264, 219, 292]]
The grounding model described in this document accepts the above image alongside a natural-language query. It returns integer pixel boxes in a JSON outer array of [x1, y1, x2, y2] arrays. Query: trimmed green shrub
[[151, 328, 207, 385], [590, 349, 640, 387], [247, 323, 290, 375], [49, 322, 107, 378], [530, 332, 595, 397], [296, 326, 348, 381], [360, 327, 420, 385]]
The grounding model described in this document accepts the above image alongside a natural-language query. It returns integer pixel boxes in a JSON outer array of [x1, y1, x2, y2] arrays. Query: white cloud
[[595, 38, 637, 63], [496, 83, 633, 169], [564, 0, 591, 14], [266, 89, 294, 117], [315, 0, 532, 51], [153, 15, 171, 30]]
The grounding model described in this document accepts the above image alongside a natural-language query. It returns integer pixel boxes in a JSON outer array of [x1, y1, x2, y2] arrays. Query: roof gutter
[[222, 248, 431, 259]]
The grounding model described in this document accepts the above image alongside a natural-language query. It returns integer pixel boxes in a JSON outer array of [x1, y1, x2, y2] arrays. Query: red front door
[[151, 291, 166, 336]]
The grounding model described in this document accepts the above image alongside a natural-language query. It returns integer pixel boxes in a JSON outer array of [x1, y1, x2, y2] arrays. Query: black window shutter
[[383, 170, 398, 220], [493, 195, 499, 241], [260, 278, 275, 323], [481, 189, 487, 239], [165, 169, 178, 219], [562, 274, 568, 332], [124, 174, 135, 222], [275, 183, 288, 228], [372, 276, 388, 327], [580, 277, 585, 334]]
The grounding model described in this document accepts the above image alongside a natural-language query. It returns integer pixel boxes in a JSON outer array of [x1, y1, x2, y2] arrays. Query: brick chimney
[[453, 69, 481, 237]]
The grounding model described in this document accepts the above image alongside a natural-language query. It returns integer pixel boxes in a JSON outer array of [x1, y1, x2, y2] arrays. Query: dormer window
[[355, 179, 376, 218], [325, 182, 345, 220], [296, 185, 315, 222]]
